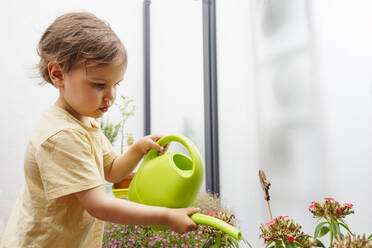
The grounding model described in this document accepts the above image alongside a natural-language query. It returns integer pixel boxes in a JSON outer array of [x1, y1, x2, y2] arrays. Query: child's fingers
[[147, 134, 170, 155], [158, 143, 170, 155], [149, 134, 163, 142], [163, 143, 170, 152], [186, 208, 200, 231], [149, 140, 164, 153], [186, 207, 200, 216]]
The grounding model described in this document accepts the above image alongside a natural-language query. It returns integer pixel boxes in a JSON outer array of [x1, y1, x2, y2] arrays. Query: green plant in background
[[99, 117, 121, 144], [98, 95, 135, 151], [102, 192, 251, 248], [115, 95, 135, 153]]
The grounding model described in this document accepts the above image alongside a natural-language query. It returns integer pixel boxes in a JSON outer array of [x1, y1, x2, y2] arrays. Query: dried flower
[[259, 170, 273, 219], [309, 198, 354, 219], [333, 234, 372, 248], [259, 216, 309, 245], [325, 197, 335, 201]]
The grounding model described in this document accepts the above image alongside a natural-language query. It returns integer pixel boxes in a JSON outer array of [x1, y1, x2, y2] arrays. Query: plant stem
[[120, 118, 126, 154], [330, 222, 333, 248], [267, 201, 273, 220]]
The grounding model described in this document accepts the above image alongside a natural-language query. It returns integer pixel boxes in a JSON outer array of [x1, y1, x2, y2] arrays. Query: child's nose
[[103, 87, 116, 103]]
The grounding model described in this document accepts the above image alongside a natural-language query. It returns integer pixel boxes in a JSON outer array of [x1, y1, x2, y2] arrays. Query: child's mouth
[[99, 107, 108, 112]]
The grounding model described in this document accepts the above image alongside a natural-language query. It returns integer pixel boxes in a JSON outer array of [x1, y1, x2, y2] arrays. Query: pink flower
[[324, 197, 335, 201], [264, 236, 269, 242], [275, 215, 289, 220], [309, 204, 316, 211], [288, 236, 294, 242], [344, 203, 353, 208], [265, 219, 275, 227], [337, 208, 342, 213], [148, 241, 156, 246], [207, 211, 213, 216]]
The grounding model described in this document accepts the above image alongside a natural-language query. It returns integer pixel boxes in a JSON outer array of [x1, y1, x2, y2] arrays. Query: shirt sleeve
[[100, 131, 118, 167], [35, 129, 104, 200]]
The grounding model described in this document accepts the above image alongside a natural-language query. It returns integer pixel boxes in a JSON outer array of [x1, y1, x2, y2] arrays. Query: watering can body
[[127, 134, 242, 241], [128, 134, 204, 208]]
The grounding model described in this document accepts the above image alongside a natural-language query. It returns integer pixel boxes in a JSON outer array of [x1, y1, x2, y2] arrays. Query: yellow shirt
[[1, 106, 117, 248]]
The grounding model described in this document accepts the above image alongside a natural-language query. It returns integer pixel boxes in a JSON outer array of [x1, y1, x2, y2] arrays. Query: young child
[[0, 12, 199, 248]]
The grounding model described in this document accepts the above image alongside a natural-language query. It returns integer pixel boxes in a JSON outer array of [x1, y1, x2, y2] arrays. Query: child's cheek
[[85, 91, 101, 105]]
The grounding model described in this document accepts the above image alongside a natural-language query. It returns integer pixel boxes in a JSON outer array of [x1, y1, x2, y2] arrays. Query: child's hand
[[166, 207, 200, 234], [133, 134, 169, 156]]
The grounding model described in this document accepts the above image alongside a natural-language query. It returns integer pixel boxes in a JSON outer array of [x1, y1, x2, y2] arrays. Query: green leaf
[[275, 240, 285, 248], [292, 240, 304, 247], [240, 238, 253, 248], [338, 221, 353, 235], [284, 241, 296, 248], [330, 219, 344, 241], [368, 234, 372, 240], [226, 236, 240, 248], [334, 220, 341, 237], [265, 241, 274, 248], [319, 226, 330, 238], [314, 222, 329, 238], [329, 219, 336, 235], [315, 239, 326, 247]]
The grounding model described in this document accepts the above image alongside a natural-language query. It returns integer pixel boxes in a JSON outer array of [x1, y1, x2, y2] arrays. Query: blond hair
[[37, 12, 127, 85]]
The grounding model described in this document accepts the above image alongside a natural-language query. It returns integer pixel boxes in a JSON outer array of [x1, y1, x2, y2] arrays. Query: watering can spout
[[191, 213, 242, 241]]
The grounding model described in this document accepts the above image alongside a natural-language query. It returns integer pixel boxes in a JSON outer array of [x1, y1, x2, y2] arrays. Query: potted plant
[[103, 192, 251, 248], [111, 172, 135, 199]]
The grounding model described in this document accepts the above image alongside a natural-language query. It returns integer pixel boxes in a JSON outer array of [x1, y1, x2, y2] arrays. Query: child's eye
[[115, 82, 121, 87], [93, 83, 105, 89]]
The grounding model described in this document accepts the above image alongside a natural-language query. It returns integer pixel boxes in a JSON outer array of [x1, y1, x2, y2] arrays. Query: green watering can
[[128, 134, 242, 241]]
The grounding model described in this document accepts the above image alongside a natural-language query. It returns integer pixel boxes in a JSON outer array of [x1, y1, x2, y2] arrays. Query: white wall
[[311, 0, 372, 234], [217, 0, 372, 247], [0, 0, 144, 234], [150, 0, 205, 161], [216, 0, 262, 245]]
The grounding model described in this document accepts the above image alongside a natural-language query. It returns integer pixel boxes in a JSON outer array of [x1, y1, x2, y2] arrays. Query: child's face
[[59, 61, 125, 122]]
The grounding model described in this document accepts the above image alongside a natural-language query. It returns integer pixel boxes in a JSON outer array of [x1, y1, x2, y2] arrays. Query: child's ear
[[48, 62, 65, 88]]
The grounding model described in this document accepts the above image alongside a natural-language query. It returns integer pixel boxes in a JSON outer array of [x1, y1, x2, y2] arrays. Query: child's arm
[[104, 134, 166, 183], [75, 185, 199, 234]]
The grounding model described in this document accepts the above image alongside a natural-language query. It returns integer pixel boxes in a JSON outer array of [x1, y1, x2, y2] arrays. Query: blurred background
[[0, 0, 371, 246]]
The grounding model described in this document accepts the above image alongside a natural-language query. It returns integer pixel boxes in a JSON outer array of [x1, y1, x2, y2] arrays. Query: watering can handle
[[143, 134, 202, 171]]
